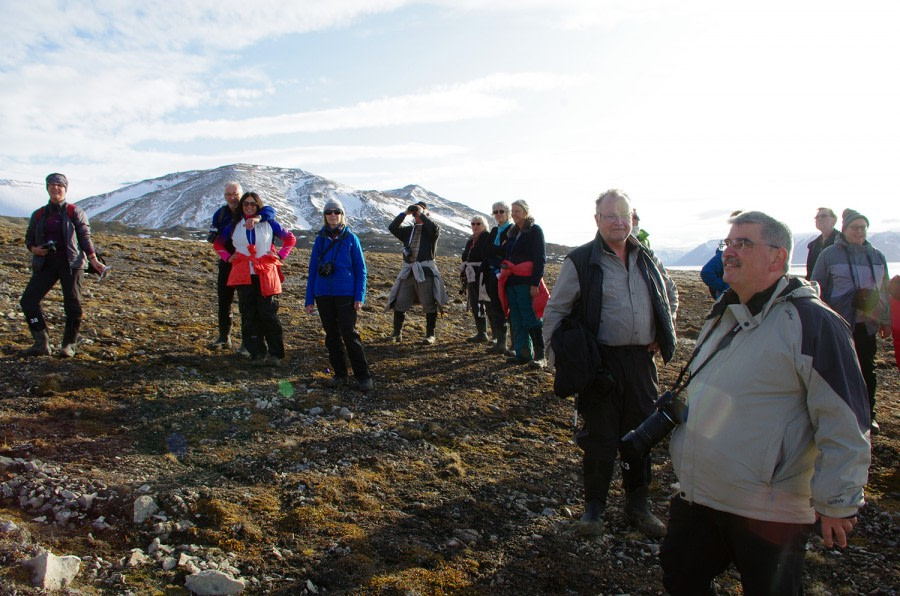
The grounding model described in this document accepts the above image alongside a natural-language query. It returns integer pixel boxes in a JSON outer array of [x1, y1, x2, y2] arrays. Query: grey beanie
[[841, 208, 869, 231], [45, 173, 68, 188], [323, 198, 344, 213]]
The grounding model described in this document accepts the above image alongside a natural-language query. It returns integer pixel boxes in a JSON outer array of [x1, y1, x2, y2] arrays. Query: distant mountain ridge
[[671, 231, 900, 266], [74, 164, 485, 248]]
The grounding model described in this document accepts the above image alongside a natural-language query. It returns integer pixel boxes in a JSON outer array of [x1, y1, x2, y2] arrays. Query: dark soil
[[0, 218, 897, 594]]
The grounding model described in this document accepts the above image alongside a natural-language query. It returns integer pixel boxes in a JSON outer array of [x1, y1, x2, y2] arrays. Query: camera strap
[[670, 316, 743, 394], [317, 228, 345, 266]]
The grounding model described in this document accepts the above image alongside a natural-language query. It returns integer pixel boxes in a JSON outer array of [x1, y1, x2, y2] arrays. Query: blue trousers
[[506, 284, 541, 359]]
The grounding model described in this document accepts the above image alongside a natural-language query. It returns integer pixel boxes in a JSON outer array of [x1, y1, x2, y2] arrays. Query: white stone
[[126, 549, 150, 567], [185, 569, 246, 595], [133, 495, 159, 524], [23, 551, 81, 590], [162, 557, 177, 571]]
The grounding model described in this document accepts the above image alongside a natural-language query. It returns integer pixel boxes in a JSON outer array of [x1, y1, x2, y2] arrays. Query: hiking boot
[[24, 329, 51, 358], [251, 354, 268, 367], [870, 420, 880, 435], [624, 487, 667, 538], [390, 333, 403, 343], [208, 335, 231, 349], [467, 317, 489, 343], [422, 335, 436, 345], [325, 376, 349, 389], [529, 358, 546, 369], [235, 345, 251, 358], [506, 355, 530, 365], [267, 356, 282, 367], [577, 499, 606, 536], [59, 343, 77, 358], [358, 377, 374, 392]]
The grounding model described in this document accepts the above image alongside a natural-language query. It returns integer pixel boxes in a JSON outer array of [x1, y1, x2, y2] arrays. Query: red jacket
[[498, 260, 550, 318], [227, 248, 284, 297]]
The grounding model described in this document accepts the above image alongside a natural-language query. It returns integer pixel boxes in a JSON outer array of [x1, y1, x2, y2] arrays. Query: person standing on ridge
[[21, 173, 107, 358], [806, 207, 839, 279]]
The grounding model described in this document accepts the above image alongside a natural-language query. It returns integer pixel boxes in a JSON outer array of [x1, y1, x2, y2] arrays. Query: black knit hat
[[841, 208, 869, 232]]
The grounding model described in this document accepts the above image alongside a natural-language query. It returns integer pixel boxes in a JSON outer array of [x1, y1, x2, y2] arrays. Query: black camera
[[317, 262, 335, 277], [42, 240, 57, 253], [620, 390, 684, 461]]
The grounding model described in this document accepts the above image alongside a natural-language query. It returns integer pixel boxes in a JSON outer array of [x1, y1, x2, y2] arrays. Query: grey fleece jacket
[[670, 276, 870, 523]]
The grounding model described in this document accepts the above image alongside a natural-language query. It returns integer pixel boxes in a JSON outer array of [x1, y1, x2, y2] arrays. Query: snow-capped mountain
[[74, 164, 485, 243], [0, 179, 48, 217]]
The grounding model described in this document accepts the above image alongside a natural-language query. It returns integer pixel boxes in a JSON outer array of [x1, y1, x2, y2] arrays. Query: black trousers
[[660, 497, 809, 595], [578, 346, 658, 497], [853, 323, 877, 418], [20, 254, 84, 331], [217, 260, 236, 331], [236, 276, 283, 358], [484, 269, 505, 330], [316, 295, 371, 380], [466, 281, 486, 318]]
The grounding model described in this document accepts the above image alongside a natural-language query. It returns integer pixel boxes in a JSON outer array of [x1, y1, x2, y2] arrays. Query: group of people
[[18, 174, 890, 594]]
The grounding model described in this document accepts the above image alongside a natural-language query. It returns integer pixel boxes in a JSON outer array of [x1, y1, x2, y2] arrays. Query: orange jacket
[[498, 260, 550, 318], [227, 247, 284, 297]]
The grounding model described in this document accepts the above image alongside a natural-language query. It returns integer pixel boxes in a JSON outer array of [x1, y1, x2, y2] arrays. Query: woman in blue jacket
[[304, 199, 373, 392]]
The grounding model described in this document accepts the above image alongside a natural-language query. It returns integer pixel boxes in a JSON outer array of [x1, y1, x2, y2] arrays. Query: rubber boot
[[504, 322, 517, 357], [59, 318, 81, 358], [487, 324, 507, 354], [579, 458, 614, 536], [24, 328, 51, 357], [528, 327, 546, 368], [467, 316, 489, 343], [208, 319, 232, 349], [624, 486, 667, 538], [391, 311, 405, 342], [423, 312, 437, 345]]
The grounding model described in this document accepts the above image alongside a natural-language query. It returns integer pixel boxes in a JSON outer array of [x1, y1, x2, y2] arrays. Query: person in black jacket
[[20, 173, 106, 358], [386, 201, 449, 344], [483, 201, 513, 354], [806, 207, 838, 279], [460, 214, 491, 343]]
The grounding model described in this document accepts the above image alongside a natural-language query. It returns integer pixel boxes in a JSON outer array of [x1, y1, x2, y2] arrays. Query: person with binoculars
[[811, 208, 891, 435], [386, 201, 449, 344], [542, 189, 678, 539], [660, 211, 871, 595], [21, 173, 107, 358], [304, 198, 373, 392]]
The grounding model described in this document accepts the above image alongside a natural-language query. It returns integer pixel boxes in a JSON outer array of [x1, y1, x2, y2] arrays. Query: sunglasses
[[471, 222, 482, 226], [492, 209, 506, 214], [324, 209, 343, 215]]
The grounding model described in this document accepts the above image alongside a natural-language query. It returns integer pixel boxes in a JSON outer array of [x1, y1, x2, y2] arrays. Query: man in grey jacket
[[543, 189, 678, 539], [660, 211, 870, 595], [21, 173, 106, 357]]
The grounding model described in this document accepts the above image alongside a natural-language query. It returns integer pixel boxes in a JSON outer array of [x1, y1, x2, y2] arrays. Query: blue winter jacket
[[700, 248, 729, 299], [305, 225, 367, 305]]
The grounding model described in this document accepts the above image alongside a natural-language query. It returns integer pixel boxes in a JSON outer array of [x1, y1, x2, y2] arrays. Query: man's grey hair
[[595, 189, 632, 214], [817, 207, 837, 219], [492, 200, 510, 214], [224, 181, 243, 194], [728, 211, 793, 273]]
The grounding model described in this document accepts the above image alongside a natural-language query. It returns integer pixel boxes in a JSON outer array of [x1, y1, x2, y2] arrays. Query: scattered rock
[[134, 495, 159, 524], [23, 550, 81, 591], [184, 569, 246, 595]]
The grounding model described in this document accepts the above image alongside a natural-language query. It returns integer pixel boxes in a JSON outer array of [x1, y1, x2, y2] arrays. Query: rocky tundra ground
[[0, 217, 897, 594]]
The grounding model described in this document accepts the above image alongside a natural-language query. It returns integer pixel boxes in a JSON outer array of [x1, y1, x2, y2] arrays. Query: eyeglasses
[[846, 224, 867, 232], [242, 202, 259, 209], [814, 214, 833, 219], [492, 210, 506, 214], [719, 238, 780, 251], [48, 183, 66, 189], [599, 214, 630, 223], [224, 192, 240, 198], [324, 209, 343, 215]]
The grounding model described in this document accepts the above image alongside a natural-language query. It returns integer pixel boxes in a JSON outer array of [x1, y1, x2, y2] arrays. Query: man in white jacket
[[660, 211, 870, 595]]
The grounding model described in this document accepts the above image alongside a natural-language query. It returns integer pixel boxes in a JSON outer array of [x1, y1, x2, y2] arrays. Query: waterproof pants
[[236, 275, 284, 358], [506, 283, 541, 360], [316, 295, 371, 381], [20, 253, 84, 332]]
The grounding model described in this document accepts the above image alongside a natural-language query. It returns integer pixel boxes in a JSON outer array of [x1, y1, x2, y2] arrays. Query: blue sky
[[1, 0, 897, 249]]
